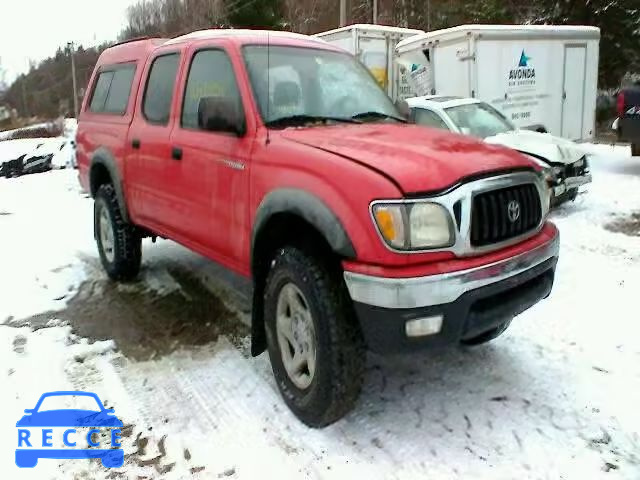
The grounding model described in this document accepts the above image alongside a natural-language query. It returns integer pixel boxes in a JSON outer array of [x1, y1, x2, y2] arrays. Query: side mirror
[[395, 99, 411, 121], [198, 96, 245, 136], [24, 409, 34, 414]]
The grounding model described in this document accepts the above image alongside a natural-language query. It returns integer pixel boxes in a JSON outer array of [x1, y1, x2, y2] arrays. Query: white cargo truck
[[395, 25, 600, 140], [314, 24, 424, 101]]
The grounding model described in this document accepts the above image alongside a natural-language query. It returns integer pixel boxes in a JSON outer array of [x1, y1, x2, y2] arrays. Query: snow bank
[[0, 136, 76, 169], [0, 138, 44, 163], [0, 122, 53, 141]]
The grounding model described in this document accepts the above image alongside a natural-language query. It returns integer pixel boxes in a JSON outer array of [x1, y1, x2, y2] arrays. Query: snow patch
[[0, 170, 93, 322]]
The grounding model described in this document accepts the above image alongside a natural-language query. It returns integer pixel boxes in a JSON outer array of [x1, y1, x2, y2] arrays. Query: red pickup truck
[[77, 30, 559, 427]]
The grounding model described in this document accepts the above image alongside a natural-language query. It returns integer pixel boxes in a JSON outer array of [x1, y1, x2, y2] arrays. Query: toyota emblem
[[507, 200, 520, 223]]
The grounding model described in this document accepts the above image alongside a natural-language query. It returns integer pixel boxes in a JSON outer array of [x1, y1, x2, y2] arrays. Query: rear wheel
[[94, 184, 141, 281], [264, 246, 365, 428]]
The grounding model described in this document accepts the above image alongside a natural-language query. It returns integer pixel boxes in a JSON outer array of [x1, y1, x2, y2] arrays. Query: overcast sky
[[0, 0, 138, 83]]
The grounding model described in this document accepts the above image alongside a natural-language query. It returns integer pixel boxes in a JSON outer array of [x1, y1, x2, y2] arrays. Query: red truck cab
[[77, 30, 559, 427]]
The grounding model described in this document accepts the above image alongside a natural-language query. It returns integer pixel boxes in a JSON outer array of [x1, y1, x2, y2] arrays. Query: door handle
[[171, 147, 182, 161], [131, 138, 141, 149]]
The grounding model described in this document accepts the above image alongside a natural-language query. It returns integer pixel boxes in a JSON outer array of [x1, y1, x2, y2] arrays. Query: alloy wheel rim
[[99, 206, 115, 263], [275, 283, 317, 390]]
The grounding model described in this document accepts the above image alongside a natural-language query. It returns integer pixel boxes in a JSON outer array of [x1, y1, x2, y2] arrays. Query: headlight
[[540, 166, 555, 183], [530, 166, 553, 211], [522, 154, 555, 183], [372, 202, 454, 250]]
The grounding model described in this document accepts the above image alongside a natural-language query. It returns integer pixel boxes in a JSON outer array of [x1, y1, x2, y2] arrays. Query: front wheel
[[632, 143, 640, 157], [94, 184, 141, 281], [264, 247, 365, 428]]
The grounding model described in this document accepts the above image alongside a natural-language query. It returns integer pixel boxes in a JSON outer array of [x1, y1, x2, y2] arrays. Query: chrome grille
[[470, 183, 541, 247]]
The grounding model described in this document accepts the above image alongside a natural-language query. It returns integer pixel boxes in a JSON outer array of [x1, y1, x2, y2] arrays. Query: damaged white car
[[407, 96, 592, 207]]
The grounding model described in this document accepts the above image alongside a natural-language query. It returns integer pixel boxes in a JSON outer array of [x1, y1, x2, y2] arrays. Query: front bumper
[[551, 174, 591, 206], [564, 173, 592, 191], [344, 232, 559, 353]]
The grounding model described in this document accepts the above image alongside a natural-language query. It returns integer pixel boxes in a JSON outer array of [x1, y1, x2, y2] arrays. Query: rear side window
[[89, 71, 114, 112], [89, 65, 136, 115], [104, 66, 136, 114], [143, 54, 180, 125]]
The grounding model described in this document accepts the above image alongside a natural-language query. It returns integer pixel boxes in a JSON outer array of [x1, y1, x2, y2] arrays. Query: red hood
[[280, 124, 536, 193]]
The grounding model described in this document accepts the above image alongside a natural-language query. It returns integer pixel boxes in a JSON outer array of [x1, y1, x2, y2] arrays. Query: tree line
[[2, 0, 639, 119]]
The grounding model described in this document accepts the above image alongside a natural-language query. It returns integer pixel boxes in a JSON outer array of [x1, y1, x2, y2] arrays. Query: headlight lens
[[409, 203, 453, 247], [372, 202, 454, 250]]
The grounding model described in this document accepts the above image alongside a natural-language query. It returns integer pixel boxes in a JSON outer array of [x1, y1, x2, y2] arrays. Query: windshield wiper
[[351, 111, 407, 123], [265, 114, 361, 128]]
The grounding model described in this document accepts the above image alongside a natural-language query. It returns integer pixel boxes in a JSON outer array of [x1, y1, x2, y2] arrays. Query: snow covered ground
[[0, 146, 639, 479]]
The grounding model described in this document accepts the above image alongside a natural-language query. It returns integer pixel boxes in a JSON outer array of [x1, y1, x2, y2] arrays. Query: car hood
[[484, 130, 586, 165], [16, 410, 123, 427], [280, 124, 536, 194]]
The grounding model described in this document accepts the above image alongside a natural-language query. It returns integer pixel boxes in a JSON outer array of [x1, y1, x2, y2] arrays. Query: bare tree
[[283, 0, 322, 33], [119, 0, 227, 40], [0, 57, 7, 94]]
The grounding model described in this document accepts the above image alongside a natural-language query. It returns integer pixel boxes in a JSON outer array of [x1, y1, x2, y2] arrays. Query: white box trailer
[[314, 24, 424, 101], [395, 25, 600, 140]]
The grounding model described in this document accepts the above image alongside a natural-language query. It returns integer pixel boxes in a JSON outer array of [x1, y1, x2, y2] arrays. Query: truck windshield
[[445, 102, 516, 139], [242, 45, 401, 127]]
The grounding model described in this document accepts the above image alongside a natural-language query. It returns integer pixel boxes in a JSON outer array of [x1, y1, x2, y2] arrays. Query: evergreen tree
[[225, 0, 284, 29]]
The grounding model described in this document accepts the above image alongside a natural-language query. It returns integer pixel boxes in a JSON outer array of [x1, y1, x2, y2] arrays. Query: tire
[[94, 183, 141, 281], [632, 143, 640, 157], [264, 246, 365, 428], [461, 319, 512, 346]]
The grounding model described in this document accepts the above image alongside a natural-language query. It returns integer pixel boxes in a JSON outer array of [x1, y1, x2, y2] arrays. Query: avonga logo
[[509, 50, 536, 81], [15, 391, 124, 468]]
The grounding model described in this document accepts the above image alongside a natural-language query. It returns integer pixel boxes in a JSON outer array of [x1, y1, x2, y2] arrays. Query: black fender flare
[[249, 189, 357, 356], [251, 188, 356, 263], [89, 147, 130, 223]]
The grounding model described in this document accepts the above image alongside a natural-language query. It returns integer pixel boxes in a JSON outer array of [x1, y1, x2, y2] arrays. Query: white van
[[314, 24, 424, 101], [395, 24, 600, 140]]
